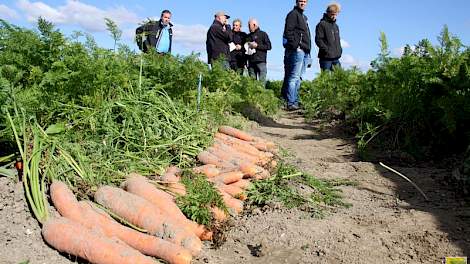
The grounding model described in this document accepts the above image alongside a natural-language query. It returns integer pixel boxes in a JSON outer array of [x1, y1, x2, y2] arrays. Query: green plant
[[176, 171, 227, 226], [247, 162, 351, 217]]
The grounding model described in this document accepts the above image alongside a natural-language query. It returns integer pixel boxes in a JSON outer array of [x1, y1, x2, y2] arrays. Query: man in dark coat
[[230, 19, 248, 74], [206, 11, 232, 68], [246, 18, 272, 86], [281, 0, 312, 110], [315, 3, 342, 71], [136, 10, 174, 54]]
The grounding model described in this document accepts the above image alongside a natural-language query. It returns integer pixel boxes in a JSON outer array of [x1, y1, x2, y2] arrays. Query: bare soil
[[1, 112, 469, 264]]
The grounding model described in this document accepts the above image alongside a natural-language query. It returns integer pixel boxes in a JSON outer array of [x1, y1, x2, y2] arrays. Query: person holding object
[[230, 19, 248, 74], [206, 11, 233, 68], [315, 3, 342, 71], [246, 18, 272, 86], [281, 0, 312, 111]]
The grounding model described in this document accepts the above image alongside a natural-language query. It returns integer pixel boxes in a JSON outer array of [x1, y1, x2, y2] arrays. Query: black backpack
[[135, 20, 160, 52]]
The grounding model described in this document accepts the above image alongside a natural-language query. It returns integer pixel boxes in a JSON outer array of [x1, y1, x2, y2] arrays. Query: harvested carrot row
[[50, 181, 193, 264], [197, 151, 237, 169], [217, 184, 247, 201], [94, 186, 202, 256], [42, 217, 158, 264], [160, 173, 230, 223], [218, 126, 255, 142], [157, 167, 187, 196], [192, 165, 220, 178], [218, 126, 278, 154], [219, 190, 244, 214], [80, 202, 193, 264], [215, 133, 265, 157], [212, 142, 262, 165], [123, 175, 212, 241], [208, 171, 244, 185], [215, 140, 271, 166]]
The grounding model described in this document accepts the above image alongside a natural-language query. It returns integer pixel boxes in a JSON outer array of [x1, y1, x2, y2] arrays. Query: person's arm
[[256, 32, 271, 51], [315, 22, 328, 52], [211, 24, 232, 43], [283, 12, 297, 47]]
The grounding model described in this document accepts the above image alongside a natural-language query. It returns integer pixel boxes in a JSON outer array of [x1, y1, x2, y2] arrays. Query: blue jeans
[[281, 49, 309, 107], [248, 62, 267, 86], [319, 59, 341, 71]]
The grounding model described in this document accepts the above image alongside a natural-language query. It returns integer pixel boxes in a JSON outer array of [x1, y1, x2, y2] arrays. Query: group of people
[[143, 0, 343, 111], [206, 12, 272, 86]]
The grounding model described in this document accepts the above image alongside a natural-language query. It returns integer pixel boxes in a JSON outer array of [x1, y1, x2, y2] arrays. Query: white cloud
[[341, 54, 370, 70], [16, 0, 139, 32], [340, 39, 350, 48], [172, 24, 208, 52], [0, 4, 19, 19]]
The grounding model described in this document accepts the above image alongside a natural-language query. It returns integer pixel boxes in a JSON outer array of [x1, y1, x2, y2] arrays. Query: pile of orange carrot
[[41, 126, 278, 264]]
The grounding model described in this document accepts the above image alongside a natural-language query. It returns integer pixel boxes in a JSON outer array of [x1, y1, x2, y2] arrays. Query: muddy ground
[[1, 112, 469, 264]]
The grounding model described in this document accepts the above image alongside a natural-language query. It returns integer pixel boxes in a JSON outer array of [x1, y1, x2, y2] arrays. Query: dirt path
[[194, 113, 470, 264], [1, 113, 469, 264]]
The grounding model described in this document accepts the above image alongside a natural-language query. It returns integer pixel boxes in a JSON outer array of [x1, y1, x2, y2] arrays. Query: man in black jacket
[[246, 18, 271, 86], [206, 11, 232, 68], [136, 10, 174, 54], [230, 19, 248, 74], [281, 0, 312, 110], [315, 3, 342, 71]]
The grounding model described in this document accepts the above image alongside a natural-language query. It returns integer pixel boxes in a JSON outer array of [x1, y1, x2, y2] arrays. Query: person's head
[[248, 18, 259, 33], [232, 19, 242, 32], [160, 10, 172, 25], [296, 0, 308, 10], [326, 3, 341, 21], [214, 11, 230, 25]]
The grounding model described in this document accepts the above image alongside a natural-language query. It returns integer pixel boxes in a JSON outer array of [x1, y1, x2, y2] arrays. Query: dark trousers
[[319, 59, 341, 71], [248, 62, 267, 86]]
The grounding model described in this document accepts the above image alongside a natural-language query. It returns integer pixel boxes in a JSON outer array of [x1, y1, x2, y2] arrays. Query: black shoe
[[287, 105, 300, 111]]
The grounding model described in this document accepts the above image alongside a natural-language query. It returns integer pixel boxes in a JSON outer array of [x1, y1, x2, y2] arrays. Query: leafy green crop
[[300, 26, 470, 158]]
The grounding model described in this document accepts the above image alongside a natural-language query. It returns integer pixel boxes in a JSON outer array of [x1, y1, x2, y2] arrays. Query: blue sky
[[1, 0, 469, 80]]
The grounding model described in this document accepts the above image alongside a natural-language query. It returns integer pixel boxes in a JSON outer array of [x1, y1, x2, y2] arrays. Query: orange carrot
[[197, 151, 237, 169], [192, 165, 220, 178], [124, 175, 212, 241], [208, 171, 244, 185], [218, 126, 255, 142], [160, 166, 182, 182], [217, 184, 247, 201], [50, 181, 192, 263], [215, 133, 274, 160], [42, 217, 157, 264], [229, 179, 252, 190], [219, 190, 244, 214], [94, 186, 202, 256], [78, 202, 193, 264], [156, 167, 187, 196], [212, 142, 262, 165], [50, 180, 82, 220]]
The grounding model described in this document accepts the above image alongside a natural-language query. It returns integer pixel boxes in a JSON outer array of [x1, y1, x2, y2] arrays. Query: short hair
[[233, 18, 242, 26], [248, 18, 258, 25], [326, 3, 341, 13], [161, 10, 172, 16]]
